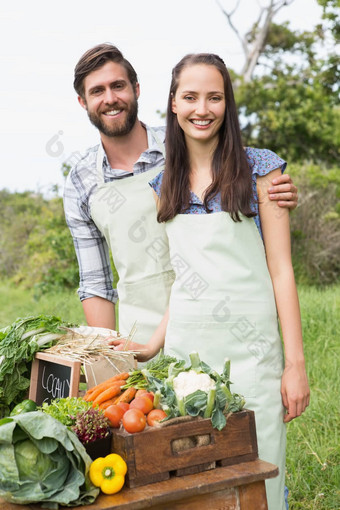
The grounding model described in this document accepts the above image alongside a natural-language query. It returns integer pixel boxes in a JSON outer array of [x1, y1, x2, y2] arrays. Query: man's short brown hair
[[74, 43, 138, 98]]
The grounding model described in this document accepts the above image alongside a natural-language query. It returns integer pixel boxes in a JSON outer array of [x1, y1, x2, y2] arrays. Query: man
[[64, 43, 298, 342]]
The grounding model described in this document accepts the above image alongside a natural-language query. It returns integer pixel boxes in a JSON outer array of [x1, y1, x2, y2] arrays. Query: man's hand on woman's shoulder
[[268, 173, 298, 209]]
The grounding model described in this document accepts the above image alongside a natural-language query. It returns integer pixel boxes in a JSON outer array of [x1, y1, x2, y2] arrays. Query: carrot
[[84, 373, 130, 400], [84, 377, 129, 401], [99, 398, 119, 410], [86, 381, 126, 403], [114, 372, 130, 381], [92, 384, 122, 407], [85, 384, 112, 403], [83, 391, 97, 402], [113, 387, 137, 404]]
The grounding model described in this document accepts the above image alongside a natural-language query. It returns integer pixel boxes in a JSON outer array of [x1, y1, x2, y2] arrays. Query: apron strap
[[95, 128, 166, 184], [149, 128, 166, 159]]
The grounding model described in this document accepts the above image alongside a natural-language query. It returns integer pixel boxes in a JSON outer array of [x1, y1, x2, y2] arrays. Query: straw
[[122, 321, 137, 351], [44, 327, 138, 364]]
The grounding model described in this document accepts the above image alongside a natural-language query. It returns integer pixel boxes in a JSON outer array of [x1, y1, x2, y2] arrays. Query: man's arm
[[82, 297, 116, 330], [267, 173, 298, 209], [63, 170, 117, 329]]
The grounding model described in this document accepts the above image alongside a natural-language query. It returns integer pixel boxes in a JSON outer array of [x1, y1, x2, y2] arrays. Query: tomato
[[129, 396, 153, 415], [104, 405, 125, 428], [122, 409, 146, 433], [142, 392, 155, 403], [117, 402, 130, 414], [147, 409, 167, 427], [135, 389, 148, 398]]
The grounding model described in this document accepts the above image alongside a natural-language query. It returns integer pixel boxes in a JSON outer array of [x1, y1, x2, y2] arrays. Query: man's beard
[[87, 97, 138, 137]]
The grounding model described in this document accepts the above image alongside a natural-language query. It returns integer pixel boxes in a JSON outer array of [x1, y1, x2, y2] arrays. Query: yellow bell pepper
[[89, 453, 127, 494]]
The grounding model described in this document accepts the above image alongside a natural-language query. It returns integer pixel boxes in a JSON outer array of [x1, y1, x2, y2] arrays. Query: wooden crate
[[111, 409, 258, 488]]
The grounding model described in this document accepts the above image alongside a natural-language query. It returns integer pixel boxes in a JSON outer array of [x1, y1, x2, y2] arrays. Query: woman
[[114, 53, 309, 509]]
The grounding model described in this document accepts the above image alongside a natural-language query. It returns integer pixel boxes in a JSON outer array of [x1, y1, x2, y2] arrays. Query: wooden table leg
[[239, 480, 268, 510]]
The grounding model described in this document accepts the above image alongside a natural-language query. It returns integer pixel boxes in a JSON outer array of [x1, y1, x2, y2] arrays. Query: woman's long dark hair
[[158, 53, 255, 223]]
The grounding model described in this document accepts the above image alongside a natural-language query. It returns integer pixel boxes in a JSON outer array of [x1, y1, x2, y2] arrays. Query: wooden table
[[0, 459, 278, 510]]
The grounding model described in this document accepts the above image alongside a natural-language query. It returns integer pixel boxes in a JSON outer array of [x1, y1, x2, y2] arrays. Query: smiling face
[[79, 61, 139, 137], [171, 64, 226, 146]]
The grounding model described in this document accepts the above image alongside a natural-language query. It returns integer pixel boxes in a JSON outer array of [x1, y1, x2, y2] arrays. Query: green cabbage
[[0, 411, 99, 508], [15, 439, 57, 482]]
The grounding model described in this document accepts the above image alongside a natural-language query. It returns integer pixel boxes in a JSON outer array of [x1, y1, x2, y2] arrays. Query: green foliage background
[[289, 164, 339, 285], [0, 190, 79, 296], [0, 162, 338, 292]]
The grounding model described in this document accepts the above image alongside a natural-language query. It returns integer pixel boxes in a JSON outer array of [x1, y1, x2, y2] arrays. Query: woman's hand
[[268, 173, 298, 209], [109, 308, 168, 363], [109, 338, 155, 363], [281, 361, 310, 423]]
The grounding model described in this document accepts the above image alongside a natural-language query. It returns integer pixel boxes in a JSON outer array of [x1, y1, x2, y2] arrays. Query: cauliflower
[[144, 352, 245, 430], [173, 370, 216, 399]]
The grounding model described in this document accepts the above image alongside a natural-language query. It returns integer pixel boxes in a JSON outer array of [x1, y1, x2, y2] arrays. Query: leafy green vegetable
[[0, 411, 99, 508], [185, 390, 209, 416], [123, 350, 179, 389], [145, 352, 245, 431], [0, 314, 76, 417], [15, 439, 57, 481], [40, 397, 92, 427], [40, 397, 110, 444], [71, 407, 110, 444]]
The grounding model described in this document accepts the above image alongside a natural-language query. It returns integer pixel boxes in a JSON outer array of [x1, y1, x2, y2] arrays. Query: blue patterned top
[[149, 148, 286, 239]]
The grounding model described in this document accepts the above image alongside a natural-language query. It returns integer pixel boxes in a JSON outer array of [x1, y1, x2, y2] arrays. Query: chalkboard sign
[[29, 352, 81, 406]]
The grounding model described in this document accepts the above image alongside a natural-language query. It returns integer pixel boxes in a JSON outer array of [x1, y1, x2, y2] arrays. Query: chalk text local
[[41, 366, 70, 399]]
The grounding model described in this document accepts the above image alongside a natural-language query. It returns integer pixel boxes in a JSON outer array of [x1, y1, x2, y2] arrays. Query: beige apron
[[90, 137, 174, 342], [165, 211, 286, 510]]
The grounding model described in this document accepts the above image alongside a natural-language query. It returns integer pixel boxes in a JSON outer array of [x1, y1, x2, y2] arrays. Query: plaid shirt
[[63, 124, 166, 303]]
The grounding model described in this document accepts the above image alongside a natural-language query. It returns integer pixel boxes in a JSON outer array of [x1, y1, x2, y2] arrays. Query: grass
[[0, 285, 85, 326], [286, 285, 340, 510], [0, 283, 339, 508]]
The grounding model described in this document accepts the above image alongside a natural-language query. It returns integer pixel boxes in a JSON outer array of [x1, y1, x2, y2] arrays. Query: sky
[[0, 0, 323, 195]]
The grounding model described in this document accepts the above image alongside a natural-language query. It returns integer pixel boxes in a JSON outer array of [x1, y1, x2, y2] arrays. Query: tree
[[215, 0, 340, 284], [216, 0, 295, 83], [318, 0, 340, 39], [216, 0, 340, 164]]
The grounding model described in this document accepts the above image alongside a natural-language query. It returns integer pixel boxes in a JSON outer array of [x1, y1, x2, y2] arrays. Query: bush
[[20, 196, 79, 294], [0, 190, 79, 294], [0, 190, 46, 277], [289, 163, 340, 285], [0, 189, 119, 296]]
